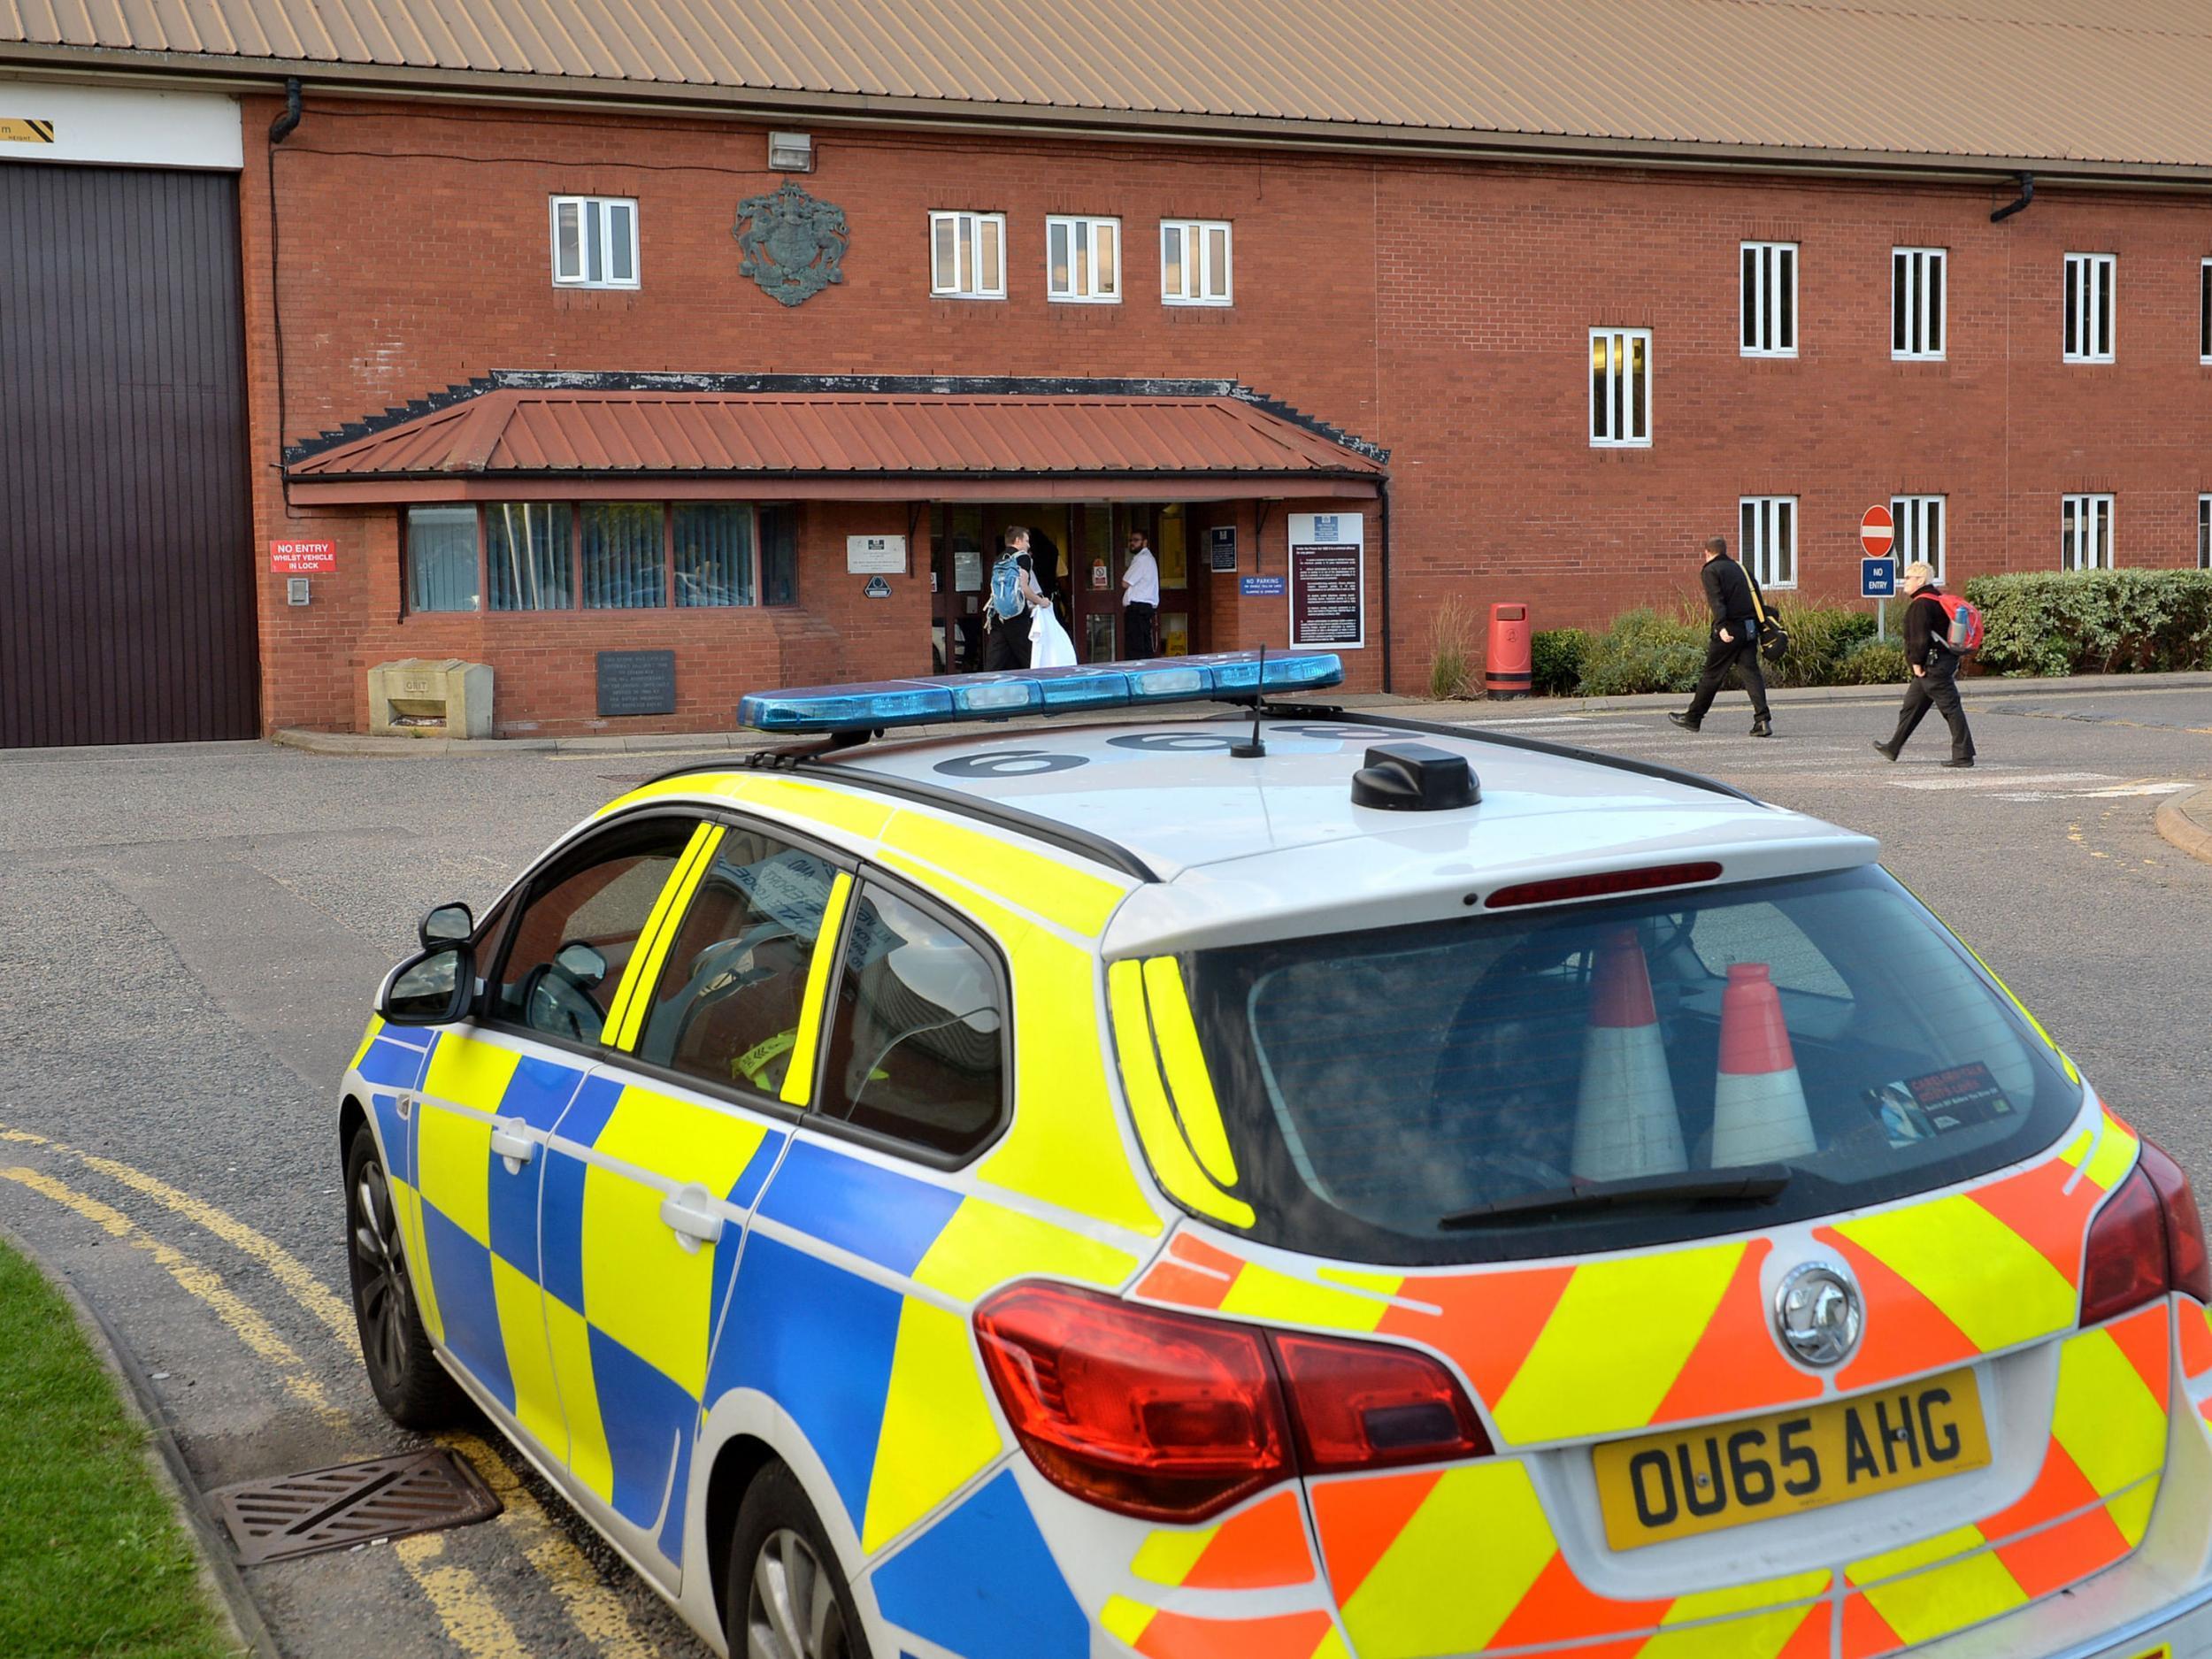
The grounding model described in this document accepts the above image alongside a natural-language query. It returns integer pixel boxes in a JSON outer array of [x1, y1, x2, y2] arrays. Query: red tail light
[[1273, 1331, 1489, 1473], [2080, 1135, 2211, 1325], [975, 1281, 1489, 1521]]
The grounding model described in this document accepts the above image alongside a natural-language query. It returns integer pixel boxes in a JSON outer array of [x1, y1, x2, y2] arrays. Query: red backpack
[[1932, 592, 1982, 653]]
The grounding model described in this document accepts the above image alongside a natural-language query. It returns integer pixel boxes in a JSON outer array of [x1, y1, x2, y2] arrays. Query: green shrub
[[1578, 607, 1708, 695], [1964, 570, 2212, 677], [1531, 628, 1588, 696], [1427, 596, 1476, 699], [1764, 605, 1876, 688], [1839, 636, 1909, 685]]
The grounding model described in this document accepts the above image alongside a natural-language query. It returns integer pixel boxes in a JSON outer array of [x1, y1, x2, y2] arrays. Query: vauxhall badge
[[1773, 1259, 1864, 1367], [733, 181, 849, 307]]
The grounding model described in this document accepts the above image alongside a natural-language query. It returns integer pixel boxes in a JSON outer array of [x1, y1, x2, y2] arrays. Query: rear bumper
[[2058, 1581, 2212, 1659]]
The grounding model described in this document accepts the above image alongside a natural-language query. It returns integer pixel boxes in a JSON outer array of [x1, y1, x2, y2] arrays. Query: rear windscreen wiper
[[1437, 1164, 1793, 1230]]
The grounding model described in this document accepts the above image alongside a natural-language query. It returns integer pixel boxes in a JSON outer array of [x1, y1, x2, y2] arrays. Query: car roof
[[817, 712, 1834, 872], [616, 713, 1880, 953]]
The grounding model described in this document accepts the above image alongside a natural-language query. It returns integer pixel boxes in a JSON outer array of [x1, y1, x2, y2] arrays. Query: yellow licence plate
[[1594, 1367, 1991, 1549]]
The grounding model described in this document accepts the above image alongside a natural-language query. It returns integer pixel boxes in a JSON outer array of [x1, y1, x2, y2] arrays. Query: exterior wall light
[[768, 132, 814, 173]]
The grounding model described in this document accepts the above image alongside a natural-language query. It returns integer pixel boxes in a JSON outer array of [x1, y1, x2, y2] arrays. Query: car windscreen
[[1179, 866, 2083, 1265]]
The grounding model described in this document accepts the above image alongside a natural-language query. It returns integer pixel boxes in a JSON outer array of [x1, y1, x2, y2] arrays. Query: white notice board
[[1287, 512, 1365, 649]]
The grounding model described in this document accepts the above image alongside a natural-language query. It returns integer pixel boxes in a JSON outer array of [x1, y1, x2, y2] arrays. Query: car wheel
[[726, 1463, 873, 1659], [345, 1123, 463, 1429]]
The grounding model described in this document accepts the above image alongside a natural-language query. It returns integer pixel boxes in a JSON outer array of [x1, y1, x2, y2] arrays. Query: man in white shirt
[[1121, 529, 1160, 657]]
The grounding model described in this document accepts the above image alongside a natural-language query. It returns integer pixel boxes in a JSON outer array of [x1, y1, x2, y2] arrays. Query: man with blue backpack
[[982, 525, 1045, 672], [1874, 560, 1978, 768]]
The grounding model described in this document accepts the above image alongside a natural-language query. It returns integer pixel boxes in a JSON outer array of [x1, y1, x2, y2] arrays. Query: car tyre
[[726, 1463, 873, 1659], [344, 1122, 464, 1429]]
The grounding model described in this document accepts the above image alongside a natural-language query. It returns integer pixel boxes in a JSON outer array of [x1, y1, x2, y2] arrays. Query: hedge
[[1963, 569, 2212, 677], [1532, 604, 1911, 696]]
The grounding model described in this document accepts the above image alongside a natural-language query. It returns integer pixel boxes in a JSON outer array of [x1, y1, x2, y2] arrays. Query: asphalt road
[[0, 681, 2208, 1659]]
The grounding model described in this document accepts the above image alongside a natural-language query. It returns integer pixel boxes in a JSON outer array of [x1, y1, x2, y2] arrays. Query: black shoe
[[1872, 741, 1900, 762], [1749, 718, 1772, 738], [1942, 756, 1975, 769], [1667, 712, 1701, 732]]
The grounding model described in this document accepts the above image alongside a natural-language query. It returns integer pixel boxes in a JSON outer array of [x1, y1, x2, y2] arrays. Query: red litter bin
[[1486, 603, 1532, 699]]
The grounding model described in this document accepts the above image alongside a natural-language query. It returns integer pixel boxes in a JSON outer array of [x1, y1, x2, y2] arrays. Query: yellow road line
[[445, 1430, 664, 1659], [0, 1165, 351, 1435], [0, 1126, 664, 1658], [0, 1164, 533, 1655], [0, 1125, 357, 1347], [394, 1531, 530, 1659]]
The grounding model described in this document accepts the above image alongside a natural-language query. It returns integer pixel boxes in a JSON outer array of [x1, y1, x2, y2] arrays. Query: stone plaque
[[596, 649, 677, 718]]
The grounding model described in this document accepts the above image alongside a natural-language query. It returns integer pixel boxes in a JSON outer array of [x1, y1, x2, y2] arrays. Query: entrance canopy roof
[[283, 375, 1386, 503]]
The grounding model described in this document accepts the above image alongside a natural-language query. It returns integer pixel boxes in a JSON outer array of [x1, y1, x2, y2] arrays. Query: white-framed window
[[1161, 219, 1233, 306], [2200, 261, 2211, 362], [1740, 495, 1798, 589], [1893, 248, 1946, 359], [2199, 495, 2210, 570], [1740, 242, 1797, 357], [929, 211, 1005, 299], [1589, 327, 1652, 447], [1891, 494, 1947, 584], [2063, 254, 2116, 362], [1046, 216, 1120, 303], [2061, 494, 2114, 570], [549, 196, 639, 289]]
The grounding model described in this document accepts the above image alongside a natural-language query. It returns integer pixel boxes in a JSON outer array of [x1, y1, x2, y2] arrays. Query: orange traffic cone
[[1571, 929, 1687, 1181], [1710, 963, 1816, 1165]]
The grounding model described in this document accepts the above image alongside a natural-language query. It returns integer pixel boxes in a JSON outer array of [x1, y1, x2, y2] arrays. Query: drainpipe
[[1991, 172, 2034, 223], [268, 78, 302, 522], [269, 77, 303, 145], [1378, 477, 1394, 695]]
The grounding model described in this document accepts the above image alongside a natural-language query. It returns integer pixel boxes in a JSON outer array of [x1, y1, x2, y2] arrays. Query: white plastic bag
[[1029, 601, 1076, 668]]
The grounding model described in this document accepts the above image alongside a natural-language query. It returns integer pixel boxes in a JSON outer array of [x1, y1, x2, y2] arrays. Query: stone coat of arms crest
[[733, 181, 849, 307]]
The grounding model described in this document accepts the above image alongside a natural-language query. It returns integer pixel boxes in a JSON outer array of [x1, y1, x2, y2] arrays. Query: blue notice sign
[[1240, 575, 1286, 597], [1861, 557, 1897, 598]]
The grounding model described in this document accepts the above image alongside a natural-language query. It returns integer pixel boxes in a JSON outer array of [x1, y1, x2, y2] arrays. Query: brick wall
[[236, 93, 2212, 731]]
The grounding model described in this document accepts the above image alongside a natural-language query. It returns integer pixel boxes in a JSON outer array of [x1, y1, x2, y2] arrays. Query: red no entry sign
[[1860, 506, 1895, 557]]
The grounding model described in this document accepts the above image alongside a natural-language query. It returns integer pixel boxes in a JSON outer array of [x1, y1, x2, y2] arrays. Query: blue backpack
[[988, 554, 1025, 620]]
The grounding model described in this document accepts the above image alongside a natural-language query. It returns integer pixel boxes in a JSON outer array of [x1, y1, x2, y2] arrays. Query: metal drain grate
[[210, 1448, 502, 1565]]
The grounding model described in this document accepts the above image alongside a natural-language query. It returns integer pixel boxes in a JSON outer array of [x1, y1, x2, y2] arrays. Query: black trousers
[[1124, 602, 1156, 658], [1684, 629, 1770, 722], [1887, 653, 1974, 759], [982, 611, 1031, 672]]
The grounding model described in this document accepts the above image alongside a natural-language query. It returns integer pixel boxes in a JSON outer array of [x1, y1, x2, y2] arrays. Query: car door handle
[[489, 1119, 535, 1173], [658, 1184, 725, 1252]]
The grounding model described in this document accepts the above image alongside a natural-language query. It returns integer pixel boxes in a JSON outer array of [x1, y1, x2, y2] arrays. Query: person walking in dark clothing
[[1873, 561, 1974, 768], [980, 526, 1043, 672], [1670, 535, 1773, 737]]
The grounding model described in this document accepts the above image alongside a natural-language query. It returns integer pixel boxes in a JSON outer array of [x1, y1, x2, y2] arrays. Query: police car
[[342, 651, 2212, 1659]]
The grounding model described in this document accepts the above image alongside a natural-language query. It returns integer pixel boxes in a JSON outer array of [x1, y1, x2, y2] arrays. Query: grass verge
[[0, 1237, 238, 1658]]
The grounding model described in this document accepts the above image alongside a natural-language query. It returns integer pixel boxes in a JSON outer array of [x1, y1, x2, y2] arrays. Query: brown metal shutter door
[[0, 162, 257, 748]]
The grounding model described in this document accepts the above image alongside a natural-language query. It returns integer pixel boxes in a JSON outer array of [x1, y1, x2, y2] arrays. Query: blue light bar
[[738, 651, 1343, 735]]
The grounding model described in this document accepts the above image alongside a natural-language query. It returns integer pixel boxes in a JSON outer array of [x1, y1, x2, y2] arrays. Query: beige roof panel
[[12, 0, 2212, 170]]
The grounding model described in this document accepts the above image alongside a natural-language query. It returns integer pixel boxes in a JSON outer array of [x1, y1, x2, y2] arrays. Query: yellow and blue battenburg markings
[[735, 650, 1342, 733]]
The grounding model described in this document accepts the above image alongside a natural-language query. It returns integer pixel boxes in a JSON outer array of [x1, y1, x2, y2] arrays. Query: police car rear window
[[1181, 866, 2082, 1265]]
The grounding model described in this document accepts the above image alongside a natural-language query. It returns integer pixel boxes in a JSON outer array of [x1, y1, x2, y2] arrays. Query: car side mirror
[[554, 941, 609, 990], [419, 902, 473, 950], [380, 943, 474, 1025]]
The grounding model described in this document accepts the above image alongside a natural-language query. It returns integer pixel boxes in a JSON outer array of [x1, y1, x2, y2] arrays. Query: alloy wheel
[[351, 1159, 411, 1386], [746, 1526, 849, 1659]]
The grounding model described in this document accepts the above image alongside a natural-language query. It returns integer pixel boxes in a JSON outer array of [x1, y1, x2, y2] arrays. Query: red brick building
[[6, 3, 2212, 742]]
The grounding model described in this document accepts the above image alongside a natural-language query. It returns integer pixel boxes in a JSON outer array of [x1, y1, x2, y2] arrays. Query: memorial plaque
[[1208, 525, 1238, 573], [595, 649, 677, 718], [1288, 513, 1365, 649]]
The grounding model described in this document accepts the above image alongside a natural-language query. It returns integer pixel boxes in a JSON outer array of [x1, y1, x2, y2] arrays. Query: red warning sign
[[1859, 507, 1894, 558], [270, 539, 336, 574]]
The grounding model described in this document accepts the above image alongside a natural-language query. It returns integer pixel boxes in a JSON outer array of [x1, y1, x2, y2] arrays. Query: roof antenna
[[1230, 646, 1267, 759]]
